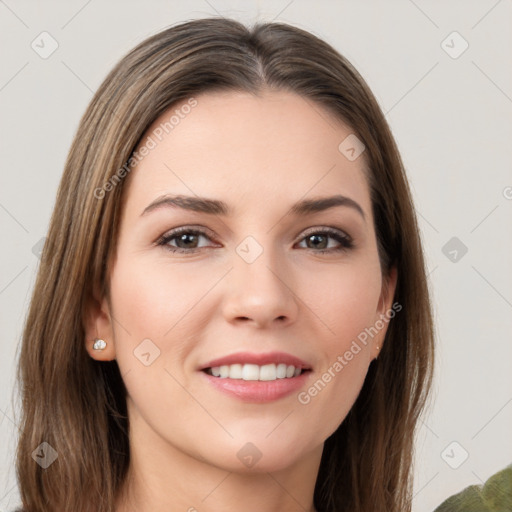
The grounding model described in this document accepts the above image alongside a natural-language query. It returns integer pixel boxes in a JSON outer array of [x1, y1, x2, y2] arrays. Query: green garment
[[434, 464, 512, 511]]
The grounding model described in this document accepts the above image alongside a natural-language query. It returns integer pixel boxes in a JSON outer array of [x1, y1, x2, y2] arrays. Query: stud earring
[[93, 338, 107, 351]]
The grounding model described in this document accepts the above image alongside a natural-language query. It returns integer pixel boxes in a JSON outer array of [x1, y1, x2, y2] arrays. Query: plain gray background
[[1, 1, 511, 510]]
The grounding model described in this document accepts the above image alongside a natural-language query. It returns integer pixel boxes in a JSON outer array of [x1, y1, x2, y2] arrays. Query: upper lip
[[199, 351, 312, 371]]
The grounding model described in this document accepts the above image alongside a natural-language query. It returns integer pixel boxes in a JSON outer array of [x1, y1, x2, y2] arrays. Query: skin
[[84, 89, 397, 512]]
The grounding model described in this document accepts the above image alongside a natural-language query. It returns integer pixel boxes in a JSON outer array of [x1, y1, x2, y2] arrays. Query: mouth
[[198, 352, 312, 402]]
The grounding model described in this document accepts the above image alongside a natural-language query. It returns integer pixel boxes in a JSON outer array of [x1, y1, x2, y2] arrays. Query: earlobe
[[86, 336, 116, 361], [83, 291, 116, 361]]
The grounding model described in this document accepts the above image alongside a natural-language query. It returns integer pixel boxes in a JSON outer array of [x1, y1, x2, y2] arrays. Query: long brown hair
[[14, 17, 434, 512]]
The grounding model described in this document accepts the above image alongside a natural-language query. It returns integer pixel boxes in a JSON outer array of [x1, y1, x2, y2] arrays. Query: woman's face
[[88, 89, 396, 473]]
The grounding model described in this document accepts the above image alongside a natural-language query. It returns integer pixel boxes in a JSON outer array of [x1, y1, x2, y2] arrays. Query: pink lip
[[199, 351, 311, 371], [200, 370, 311, 403]]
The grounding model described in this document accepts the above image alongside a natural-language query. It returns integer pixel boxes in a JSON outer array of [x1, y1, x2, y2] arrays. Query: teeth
[[259, 364, 276, 381], [208, 363, 304, 381], [242, 364, 260, 381], [276, 363, 287, 378], [229, 363, 243, 379]]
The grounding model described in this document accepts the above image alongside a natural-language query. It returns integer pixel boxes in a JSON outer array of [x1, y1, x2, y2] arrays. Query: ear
[[371, 265, 398, 360], [83, 285, 117, 362]]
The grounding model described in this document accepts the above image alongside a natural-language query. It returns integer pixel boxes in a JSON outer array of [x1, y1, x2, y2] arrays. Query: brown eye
[[157, 228, 215, 253], [173, 232, 201, 249], [297, 228, 353, 253]]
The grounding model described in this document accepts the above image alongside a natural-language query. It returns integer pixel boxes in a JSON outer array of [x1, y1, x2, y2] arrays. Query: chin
[[200, 434, 318, 474]]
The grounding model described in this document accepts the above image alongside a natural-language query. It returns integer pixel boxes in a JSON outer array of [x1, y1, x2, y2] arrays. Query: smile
[[203, 363, 307, 381], [199, 352, 313, 402]]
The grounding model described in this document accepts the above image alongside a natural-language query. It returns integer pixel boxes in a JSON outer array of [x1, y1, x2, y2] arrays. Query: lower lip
[[200, 370, 311, 403]]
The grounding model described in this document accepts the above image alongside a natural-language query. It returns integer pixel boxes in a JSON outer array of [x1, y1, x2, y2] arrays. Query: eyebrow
[[140, 194, 365, 220]]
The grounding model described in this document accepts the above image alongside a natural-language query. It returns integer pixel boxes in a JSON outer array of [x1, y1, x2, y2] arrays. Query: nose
[[221, 246, 300, 329]]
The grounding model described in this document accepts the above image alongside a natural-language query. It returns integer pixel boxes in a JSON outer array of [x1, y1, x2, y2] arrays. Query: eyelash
[[155, 226, 354, 254]]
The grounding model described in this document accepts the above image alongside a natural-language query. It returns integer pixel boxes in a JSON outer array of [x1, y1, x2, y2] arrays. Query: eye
[[156, 227, 216, 253], [296, 227, 353, 253]]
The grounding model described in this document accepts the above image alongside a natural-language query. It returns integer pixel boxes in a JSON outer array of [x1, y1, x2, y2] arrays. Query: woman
[[14, 17, 434, 512]]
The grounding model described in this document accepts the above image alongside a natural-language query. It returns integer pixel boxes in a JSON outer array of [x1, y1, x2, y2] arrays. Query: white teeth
[[208, 363, 304, 381], [242, 364, 260, 381], [228, 363, 243, 379], [259, 364, 276, 381], [276, 363, 287, 378]]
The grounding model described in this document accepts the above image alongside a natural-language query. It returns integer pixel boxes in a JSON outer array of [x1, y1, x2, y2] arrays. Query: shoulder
[[433, 463, 512, 511]]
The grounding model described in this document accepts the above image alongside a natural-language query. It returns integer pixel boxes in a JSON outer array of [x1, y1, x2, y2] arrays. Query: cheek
[[107, 254, 217, 428], [296, 258, 381, 429], [109, 253, 220, 342], [298, 349, 370, 445], [108, 252, 236, 390], [307, 256, 382, 352]]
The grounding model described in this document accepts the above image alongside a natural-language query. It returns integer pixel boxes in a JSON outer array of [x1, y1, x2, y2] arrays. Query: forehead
[[124, 89, 371, 219]]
